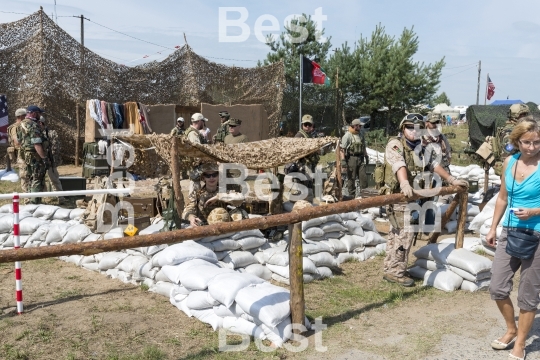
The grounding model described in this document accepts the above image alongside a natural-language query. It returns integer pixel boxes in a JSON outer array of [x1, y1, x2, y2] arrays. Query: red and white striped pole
[[13, 193, 23, 314]]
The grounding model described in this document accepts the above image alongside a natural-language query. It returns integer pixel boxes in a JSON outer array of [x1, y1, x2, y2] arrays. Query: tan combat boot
[[383, 273, 415, 287]]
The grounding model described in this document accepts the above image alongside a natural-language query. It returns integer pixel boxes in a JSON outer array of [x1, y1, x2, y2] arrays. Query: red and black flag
[[302, 56, 330, 86]]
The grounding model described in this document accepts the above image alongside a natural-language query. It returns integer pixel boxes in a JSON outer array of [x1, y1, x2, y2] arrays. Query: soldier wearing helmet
[[380, 113, 468, 287], [213, 110, 231, 144], [170, 117, 185, 136], [422, 113, 452, 175], [340, 118, 368, 198]]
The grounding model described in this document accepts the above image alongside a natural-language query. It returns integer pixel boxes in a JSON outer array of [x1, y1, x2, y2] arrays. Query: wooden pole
[[288, 223, 304, 334], [75, 102, 80, 166], [0, 185, 465, 263], [484, 73, 489, 105], [476, 60, 481, 105], [427, 194, 460, 244], [335, 141, 343, 201], [170, 137, 184, 215], [455, 192, 469, 249]]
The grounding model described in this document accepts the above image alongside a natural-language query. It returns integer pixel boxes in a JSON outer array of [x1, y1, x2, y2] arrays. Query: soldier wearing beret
[[224, 118, 249, 144]]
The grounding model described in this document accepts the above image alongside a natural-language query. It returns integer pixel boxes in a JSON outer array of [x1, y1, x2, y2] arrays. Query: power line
[[0, 10, 32, 15], [444, 62, 479, 70], [440, 65, 477, 79]]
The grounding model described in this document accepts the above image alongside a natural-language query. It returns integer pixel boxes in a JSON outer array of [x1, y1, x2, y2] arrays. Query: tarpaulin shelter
[[490, 100, 524, 105]]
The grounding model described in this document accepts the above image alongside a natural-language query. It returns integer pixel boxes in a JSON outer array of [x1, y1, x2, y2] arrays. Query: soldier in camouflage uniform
[[185, 113, 207, 144], [38, 116, 66, 204], [8, 108, 28, 191], [170, 117, 185, 136], [340, 118, 368, 198], [224, 118, 249, 144], [213, 111, 230, 144], [490, 103, 533, 176], [422, 113, 452, 174], [17, 105, 49, 204], [182, 163, 228, 226], [381, 114, 468, 286]]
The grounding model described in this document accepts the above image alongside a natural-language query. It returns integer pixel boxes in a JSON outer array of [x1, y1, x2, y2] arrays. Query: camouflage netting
[[122, 134, 338, 170], [466, 103, 540, 151], [0, 9, 285, 164]]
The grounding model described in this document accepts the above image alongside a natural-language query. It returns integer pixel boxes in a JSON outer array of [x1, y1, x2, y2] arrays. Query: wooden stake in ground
[[335, 140, 342, 201], [427, 194, 461, 244], [455, 192, 468, 249], [288, 223, 304, 334], [170, 136, 184, 215]]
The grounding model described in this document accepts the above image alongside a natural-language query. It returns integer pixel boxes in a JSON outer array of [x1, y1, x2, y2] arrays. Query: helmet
[[207, 207, 231, 224], [292, 200, 312, 211], [399, 113, 425, 129], [219, 111, 230, 120], [509, 104, 530, 120], [426, 112, 442, 123], [199, 162, 219, 174]]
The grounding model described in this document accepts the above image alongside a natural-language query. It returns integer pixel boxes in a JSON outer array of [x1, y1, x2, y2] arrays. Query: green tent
[[466, 102, 540, 151]]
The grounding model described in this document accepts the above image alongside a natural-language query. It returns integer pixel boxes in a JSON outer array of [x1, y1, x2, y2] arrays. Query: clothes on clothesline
[[86, 99, 152, 135]]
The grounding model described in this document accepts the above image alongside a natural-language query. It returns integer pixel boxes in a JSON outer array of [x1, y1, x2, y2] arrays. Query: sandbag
[[335, 252, 356, 265], [161, 259, 218, 284], [138, 223, 164, 235], [19, 204, 39, 214], [343, 220, 365, 236], [18, 217, 49, 235], [460, 279, 491, 292], [196, 233, 234, 243], [407, 265, 432, 281], [237, 236, 267, 250], [27, 224, 50, 243], [213, 302, 246, 318], [322, 221, 347, 233], [33, 205, 60, 219], [445, 248, 492, 275], [425, 269, 463, 292], [271, 273, 316, 285], [320, 238, 347, 253], [69, 208, 86, 220], [45, 223, 72, 244], [339, 212, 358, 221], [414, 243, 454, 262], [52, 208, 72, 220], [259, 317, 293, 347], [83, 233, 102, 242], [445, 220, 458, 233], [303, 227, 325, 239], [214, 250, 231, 261], [243, 264, 272, 281], [223, 316, 266, 340], [210, 239, 241, 252], [308, 252, 336, 268], [170, 297, 192, 317], [222, 251, 257, 269], [447, 265, 491, 282], [117, 255, 148, 274], [317, 266, 333, 279], [340, 234, 366, 252], [137, 262, 158, 280], [0, 212, 31, 233], [414, 258, 445, 271], [190, 309, 223, 331], [137, 244, 167, 256], [186, 291, 220, 310], [302, 217, 326, 231], [62, 224, 92, 244], [355, 215, 377, 231], [98, 252, 129, 270], [179, 264, 234, 291], [235, 283, 290, 328], [363, 231, 386, 246], [208, 272, 265, 308], [154, 269, 170, 283], [152, 240, 218, 267], [265, 248, 289, 266], [232, 229, 264, 240]]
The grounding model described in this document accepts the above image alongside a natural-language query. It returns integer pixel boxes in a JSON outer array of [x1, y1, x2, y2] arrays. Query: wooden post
[[170, 137, 184, 215], [455, 192, 468, 249], [335, 140, 342, 201], [269, 168, 284, 215], [427, 194, 461, 244], [75, 102, 80, 166], [288, 222, 304, 334]]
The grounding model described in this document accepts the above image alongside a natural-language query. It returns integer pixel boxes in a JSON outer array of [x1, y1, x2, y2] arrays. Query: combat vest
[[184, 126, 204, 144], [344, 131, 365, 156], [214, 122, 229, 143], [375, 136, 424, 194], [170, 126, 184, 136], [491, 121, 517, 176]]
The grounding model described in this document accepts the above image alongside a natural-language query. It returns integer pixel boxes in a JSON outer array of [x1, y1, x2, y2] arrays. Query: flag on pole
[[487, 76, 495, 100], [302, 56, 330, 86], [0, 95, 8, 143]]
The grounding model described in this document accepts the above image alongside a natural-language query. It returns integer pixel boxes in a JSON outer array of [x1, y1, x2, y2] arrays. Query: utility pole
[[73, 15, 89, 167], [476, 60, 481, 105]]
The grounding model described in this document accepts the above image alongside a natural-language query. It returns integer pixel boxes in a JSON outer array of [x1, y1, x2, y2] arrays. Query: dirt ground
[[1, 165, 539, 359]]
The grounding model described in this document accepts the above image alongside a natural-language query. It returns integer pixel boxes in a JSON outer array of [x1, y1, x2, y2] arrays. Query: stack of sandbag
[[439, 202, 479, 233], [449, 164, 500, 187], [408, 242, 492, 292], [366, 147, 384, 164], [467, 193, 501, 256], [256, 212, 386, 285]]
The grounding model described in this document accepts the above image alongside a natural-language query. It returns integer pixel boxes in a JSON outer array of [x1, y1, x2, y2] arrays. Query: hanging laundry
[[101, 101, 109, 126], [124, 102, 143, 134], [114, 103, 124, 129], [107, 103, 116, 129]]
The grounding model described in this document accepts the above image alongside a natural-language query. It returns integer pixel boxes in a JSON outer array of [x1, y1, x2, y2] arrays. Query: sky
[[2, 0, 540, 107]]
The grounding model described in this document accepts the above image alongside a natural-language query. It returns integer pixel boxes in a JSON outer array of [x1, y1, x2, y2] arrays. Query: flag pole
[[299, 53, 302, 130], [484, 73, 489, 105]]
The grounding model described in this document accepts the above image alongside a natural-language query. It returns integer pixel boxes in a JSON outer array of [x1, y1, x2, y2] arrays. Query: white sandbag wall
[[409, 242, 492, 292], [467, 193, 500, 256]]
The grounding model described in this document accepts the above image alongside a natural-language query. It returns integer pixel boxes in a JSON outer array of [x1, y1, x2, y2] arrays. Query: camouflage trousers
[[383, 204, 415, 277], [46, 166, 63, 192], [18, 158, 28, 193], [345, 156, 367, 198], [26, 154, 47, 204]]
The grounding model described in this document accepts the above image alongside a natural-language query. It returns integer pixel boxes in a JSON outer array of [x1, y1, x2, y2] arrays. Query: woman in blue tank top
[[487, 119, 540, 360]]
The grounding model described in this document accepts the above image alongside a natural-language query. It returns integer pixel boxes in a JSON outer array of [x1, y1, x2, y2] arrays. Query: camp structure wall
[[201, 103, 270, 141]]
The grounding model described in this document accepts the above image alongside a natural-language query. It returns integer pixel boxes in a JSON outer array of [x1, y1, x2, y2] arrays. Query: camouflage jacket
[[182, 185, 226, 222], [214, 122, 229, 144], [45, 128, 62, 166], [185, 126, 204, 144], [341, 129, 366, 157], [224, 133, 248, 144], [421, 133, 451, 172], [7, 122, 21, 148], [294, 130, 320, 165], [17, 118, 45, 153], [170, 126, 184, 136]]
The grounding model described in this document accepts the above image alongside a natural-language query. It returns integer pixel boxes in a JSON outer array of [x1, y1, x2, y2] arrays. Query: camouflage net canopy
[[122, 134, 338, 170], [0, 9, 285, 164], [466, 103, 540, 151]]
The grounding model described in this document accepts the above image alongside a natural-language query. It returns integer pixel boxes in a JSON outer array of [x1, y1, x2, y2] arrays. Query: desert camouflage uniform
[[383, 136, 443, 278], [224, 133, 248, 144], [214, 122, 229, 144], [182, 185, 227, 224], [7, 122, 28, 192], [170, 125, 184, 136], [421, 133, 451, 174], [43, 128, 64, 194], [18, 118, 47, 204], [185, 126, 204, 144]]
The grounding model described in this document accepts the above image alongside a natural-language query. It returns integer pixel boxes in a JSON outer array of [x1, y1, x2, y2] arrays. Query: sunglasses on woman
[[203, 172, 219, 178]]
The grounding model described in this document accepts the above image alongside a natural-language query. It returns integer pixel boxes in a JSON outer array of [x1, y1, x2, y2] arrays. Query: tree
[[328, 24, 445, 134], [432, 92, 452, 106]]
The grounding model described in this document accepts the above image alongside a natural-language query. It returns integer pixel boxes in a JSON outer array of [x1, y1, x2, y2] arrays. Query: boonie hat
[[301, 114, 313, 124], [177, 117, 184, 123], [200, 162, 219, 174], [191, 113, 207, 122], [228, 118, 242, 126], [26, 105, 45, 113], [15, 108, 27, 116]]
